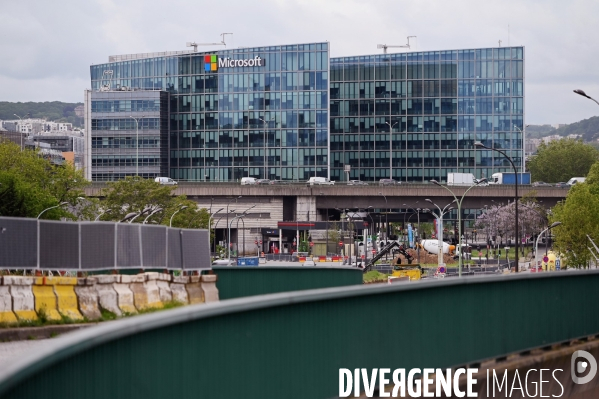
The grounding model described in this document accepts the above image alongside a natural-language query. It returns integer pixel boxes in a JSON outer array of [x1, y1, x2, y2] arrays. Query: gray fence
[[0, 217, 211, 271]]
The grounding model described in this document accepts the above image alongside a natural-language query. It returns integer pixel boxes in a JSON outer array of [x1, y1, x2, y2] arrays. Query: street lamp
[[144, 207, 164, 224], [513, 124, 530, 174], [95, 208, 112, 222], [169, 205, 188, 227], [574, 89, 599, 106], [202, 207, 224, 255], [535, 222, 561, 271], [424, 199, 456, 267], [129, 115, 145, 177], [226, 196, 242, 254], [379, 192, 388, 240], [37, 202, 68, 219], [475, 140, 521, 272], [228, 212, 249, 265], [120, 212, 139, 223], [385, 121, 398, 179], [258, 117, 275, 179], [430, 179, 487, 277]]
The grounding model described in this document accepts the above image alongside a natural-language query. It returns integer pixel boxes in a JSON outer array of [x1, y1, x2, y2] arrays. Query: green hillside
[[0, 101, 83, 128], [554, 116, 599, 142]]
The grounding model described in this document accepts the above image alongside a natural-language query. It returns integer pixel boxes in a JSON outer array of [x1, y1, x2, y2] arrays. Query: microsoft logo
[[204, 55, 217, 72]]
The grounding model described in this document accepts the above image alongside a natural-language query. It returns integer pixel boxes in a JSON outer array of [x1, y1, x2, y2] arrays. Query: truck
[[447, 173, 475, 186], [566, 177, 586, 185], [489, 172, 531, 185]]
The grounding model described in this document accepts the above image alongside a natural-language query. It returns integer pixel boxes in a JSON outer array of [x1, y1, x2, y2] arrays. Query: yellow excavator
[[364, 241, 423, 280]]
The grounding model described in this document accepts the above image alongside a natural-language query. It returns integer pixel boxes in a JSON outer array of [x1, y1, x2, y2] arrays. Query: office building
[[86, 42, 524, 182]]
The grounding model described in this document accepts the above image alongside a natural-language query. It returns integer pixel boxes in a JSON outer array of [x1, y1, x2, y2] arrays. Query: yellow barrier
[[34, 277, 83, 321]]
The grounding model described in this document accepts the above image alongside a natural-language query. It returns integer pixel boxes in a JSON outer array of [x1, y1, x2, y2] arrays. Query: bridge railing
[[1, 270, 599, 398]]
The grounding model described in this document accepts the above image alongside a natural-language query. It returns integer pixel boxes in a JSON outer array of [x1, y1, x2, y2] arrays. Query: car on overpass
[[348, 180, 368, 186], [379, 179, 399, 186]]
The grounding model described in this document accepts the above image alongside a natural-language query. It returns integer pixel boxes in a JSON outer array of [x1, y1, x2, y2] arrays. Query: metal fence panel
[[116, 223, 141, 268], [167, 228, 182, 269], [0, 217, 38, 269], [80, 222, 116, 270], [180, 229, 210, 270], [141, 225, 167, 268], [39, 220, 79, 270]]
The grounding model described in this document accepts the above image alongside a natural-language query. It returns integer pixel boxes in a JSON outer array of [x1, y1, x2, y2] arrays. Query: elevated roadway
[[84, 182, 568, 210]]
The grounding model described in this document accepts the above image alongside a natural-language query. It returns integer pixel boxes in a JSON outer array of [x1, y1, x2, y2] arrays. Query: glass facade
[[89, 91, 169, 181], [90, 43, 330, 182], [88, 43, 524, 183], [330, 47, 524, 182]]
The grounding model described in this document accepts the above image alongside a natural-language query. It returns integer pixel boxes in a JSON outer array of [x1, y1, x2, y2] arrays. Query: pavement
[[0, 339, 53, 369]]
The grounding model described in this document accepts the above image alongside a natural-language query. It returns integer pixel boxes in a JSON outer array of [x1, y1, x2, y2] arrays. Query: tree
[[550, 161, 599, 268], [0, 141, 88, 219], [100, 176, 176, 222], [527, 138, 599, 183]]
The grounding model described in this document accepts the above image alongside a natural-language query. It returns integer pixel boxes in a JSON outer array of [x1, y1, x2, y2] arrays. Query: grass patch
[[363, 271, 389, 284]]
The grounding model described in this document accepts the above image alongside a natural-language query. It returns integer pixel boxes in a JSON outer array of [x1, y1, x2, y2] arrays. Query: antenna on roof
[[186, 33, 233, 52], [377, 36, 416, 54]]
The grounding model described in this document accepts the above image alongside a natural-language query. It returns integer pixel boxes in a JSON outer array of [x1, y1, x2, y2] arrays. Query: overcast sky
[[2, 0, 598, 125]]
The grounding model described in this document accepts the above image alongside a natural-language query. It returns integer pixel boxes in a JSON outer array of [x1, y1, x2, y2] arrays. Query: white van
[[307, 177, 334, 186], [566, 177, 586, 185], [155, 177, 177, 185], [241, 177, 257, 185]]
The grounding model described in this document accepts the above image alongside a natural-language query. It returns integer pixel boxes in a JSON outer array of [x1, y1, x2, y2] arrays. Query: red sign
[[339, 241, 343, 247], [372, 249, 376, 254], [255, 240, 258, 245], [309, 242, 314, 247], [259, 240, 263, 244]]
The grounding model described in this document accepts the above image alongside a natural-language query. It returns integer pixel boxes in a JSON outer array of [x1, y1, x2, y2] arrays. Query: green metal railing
[[2, 271, 599, 399], [212, 266, 363, 299]]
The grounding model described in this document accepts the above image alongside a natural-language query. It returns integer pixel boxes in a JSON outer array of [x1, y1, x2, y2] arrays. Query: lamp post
[[475, 141, 520, 272], [367, 206, 376, 263], [535, 222, 561, 271], [424, 199, 455, 267], [406, 208, 421, 264], [385, 121, 398, 179], [169, 205, 188, 227], [120, 212, 139, 223], [228, 212, 248, 265], [37, 202, 68, 219], [129, 115, 145, 177], [203, 208, 224, 254], [226, 196, 242, 257], [95, 208, 111, 222], [430, 179, 486, 277], [144, 207, 164, 224], [574, 89, 599, 106], [259, 117, 275, 179], [379, 192, 388, 240]]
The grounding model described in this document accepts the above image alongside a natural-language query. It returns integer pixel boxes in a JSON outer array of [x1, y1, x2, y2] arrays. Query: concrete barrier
[[114, 275, 137, 314], [95, 275, 122, 317], [4, 276, 37, 321], [74, 277, 101, 321], [141, 273, 163, 310], [155, 273, 172, 303], [0, 277, 17, 323], [186, 275, 204, 304], [170, 276, 189, 304], [201, 275, 219, 303], [49, 277, 84, 321], [32, 277, 61, 321]]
